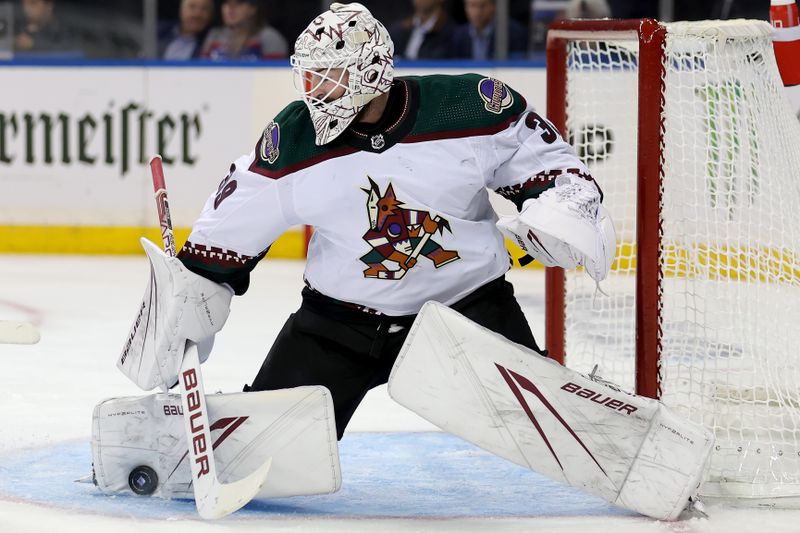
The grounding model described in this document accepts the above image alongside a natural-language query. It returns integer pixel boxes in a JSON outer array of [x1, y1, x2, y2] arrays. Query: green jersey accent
[[249, 74, 527, 179], [249, 101, 357, 179], [405, 74, 527, 141]]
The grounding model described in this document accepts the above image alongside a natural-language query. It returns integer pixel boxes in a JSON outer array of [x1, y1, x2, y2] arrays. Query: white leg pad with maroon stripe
[[388, 302, 714, 521], [91, 385, 341, 501]]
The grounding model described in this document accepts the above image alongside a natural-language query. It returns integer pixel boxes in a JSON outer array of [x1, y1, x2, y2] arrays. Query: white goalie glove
[[497, 174, 616, 281], [117, 238, 233, 391]]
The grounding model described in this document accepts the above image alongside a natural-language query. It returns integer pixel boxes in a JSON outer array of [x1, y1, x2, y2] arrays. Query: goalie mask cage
[[546, 19, 800, 505]]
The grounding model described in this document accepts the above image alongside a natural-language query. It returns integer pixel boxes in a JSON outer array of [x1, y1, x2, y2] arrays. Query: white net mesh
[[557, 19, 800, 503]]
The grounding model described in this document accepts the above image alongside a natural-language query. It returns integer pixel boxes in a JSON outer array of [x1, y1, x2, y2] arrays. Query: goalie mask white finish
[[291, 2, 394, 145]]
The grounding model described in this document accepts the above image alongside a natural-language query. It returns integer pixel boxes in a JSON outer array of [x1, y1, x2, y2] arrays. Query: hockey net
[[546, 19, 800, 504]]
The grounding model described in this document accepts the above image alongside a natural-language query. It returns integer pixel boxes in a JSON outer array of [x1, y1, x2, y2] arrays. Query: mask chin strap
[[348, 30, 369, 44], [351, 93, 376, 107], [343, 29, 371, 104]]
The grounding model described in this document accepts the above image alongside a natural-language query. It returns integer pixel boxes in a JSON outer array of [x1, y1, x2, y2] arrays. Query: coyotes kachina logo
[[359, 177, 460, 279]]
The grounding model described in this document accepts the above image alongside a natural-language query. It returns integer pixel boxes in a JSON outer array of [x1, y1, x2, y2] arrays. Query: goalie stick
[[149, 155, 272, 519], [0, 320, 40, 344]]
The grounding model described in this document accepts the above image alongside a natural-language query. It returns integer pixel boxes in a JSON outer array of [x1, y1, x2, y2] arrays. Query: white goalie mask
[[291, 2, 394, 145]]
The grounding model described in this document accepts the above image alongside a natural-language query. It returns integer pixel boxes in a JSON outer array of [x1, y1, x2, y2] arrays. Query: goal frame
[[544, 19, 666, 399], [544, 16, 800, 505]]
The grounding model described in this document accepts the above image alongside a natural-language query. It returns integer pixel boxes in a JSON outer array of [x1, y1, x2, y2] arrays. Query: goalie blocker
[[118, 238, 234, 391], [388, 302, 713, 520]]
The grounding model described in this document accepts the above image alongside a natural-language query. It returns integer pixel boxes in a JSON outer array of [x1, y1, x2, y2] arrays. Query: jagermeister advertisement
[[0, 67, 293, 228], [0, 66, 546, 253]]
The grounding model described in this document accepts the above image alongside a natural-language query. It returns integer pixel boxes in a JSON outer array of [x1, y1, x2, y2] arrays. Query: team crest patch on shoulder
[[259, 121, 280, 164], [478, 78, 513, 114]]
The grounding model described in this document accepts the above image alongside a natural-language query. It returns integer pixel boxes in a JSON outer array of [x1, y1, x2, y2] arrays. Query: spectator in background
[[597, 0, 656, 18], [14, 0, 72, 54], [452, 0, 528, 59], [159, 0, 214, 60], [390, 0, 455, 59], [202, 0, 288, 60], [561, 0, 611, 18], [712, 0, 768, 20]]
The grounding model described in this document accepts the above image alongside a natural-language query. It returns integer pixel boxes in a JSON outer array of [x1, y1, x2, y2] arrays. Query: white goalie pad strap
[[388, 302, 714, 520], [118, 237, 233, 391], [589, 203, 616, 281], [0, 321, 40, 345], [91, 386, 341, 500]]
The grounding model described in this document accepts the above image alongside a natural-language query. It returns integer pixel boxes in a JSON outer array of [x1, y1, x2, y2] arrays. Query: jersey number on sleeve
[[214, 175, 238, 209], [525, 112, 559, 144]]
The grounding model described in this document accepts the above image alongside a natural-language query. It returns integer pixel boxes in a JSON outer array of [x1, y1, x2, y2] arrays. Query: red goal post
[[546, 19, 666, 399]]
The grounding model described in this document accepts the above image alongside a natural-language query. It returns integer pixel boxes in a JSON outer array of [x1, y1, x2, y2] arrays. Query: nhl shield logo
[[259, 121, 280, 164], [370, 134, 385, 150], [478, 78, 514, 114]]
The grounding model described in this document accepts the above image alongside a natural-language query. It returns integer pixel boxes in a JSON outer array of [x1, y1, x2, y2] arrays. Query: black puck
[[128, 465, 159, 496]]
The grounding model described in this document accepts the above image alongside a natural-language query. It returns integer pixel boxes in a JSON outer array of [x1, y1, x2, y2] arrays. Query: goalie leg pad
[[92, 386, 341, 500], [388, 302, 714, 521]]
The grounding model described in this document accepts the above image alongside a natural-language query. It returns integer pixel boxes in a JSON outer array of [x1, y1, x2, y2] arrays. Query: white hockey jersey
[[179, 74, 592, 316]]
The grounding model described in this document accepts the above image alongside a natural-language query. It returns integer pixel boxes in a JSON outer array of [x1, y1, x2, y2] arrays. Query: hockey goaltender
[[90, 2, 713, 521]]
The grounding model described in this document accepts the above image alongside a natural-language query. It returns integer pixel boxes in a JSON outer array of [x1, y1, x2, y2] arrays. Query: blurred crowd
[[1, 0, 771, 60]]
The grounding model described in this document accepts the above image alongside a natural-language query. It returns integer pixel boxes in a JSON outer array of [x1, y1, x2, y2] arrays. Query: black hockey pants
[[247, 275, 543, 439]]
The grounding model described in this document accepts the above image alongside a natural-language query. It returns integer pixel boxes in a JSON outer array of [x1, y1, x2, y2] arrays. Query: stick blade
[[196, 456, 273, 519], [0, 321, 40, 344]]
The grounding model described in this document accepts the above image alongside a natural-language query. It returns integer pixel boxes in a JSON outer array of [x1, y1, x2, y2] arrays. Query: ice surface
[[0, 255, 797, 532]]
